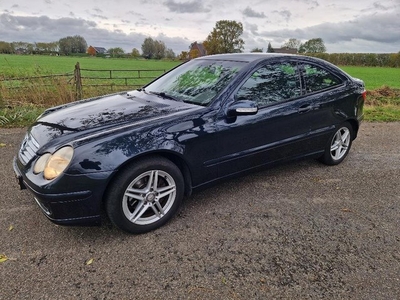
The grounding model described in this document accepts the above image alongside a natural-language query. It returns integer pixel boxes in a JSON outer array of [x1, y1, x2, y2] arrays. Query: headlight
[[33, 153, 52, 174], [33, 146, 74, 180]]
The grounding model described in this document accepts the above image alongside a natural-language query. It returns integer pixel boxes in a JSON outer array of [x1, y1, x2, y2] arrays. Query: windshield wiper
[[148, 91, 182, 102]]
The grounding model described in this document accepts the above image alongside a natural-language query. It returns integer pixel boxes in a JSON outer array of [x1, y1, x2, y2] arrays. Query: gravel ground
[[0, 123, 399, 300]]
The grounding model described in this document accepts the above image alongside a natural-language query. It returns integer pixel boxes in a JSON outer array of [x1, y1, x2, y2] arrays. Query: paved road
[[1, 123, 399, 300]]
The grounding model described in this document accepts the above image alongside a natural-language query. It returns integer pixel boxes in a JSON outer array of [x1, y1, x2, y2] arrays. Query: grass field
[[340, 66, 400, 90], [0, 54, 180, 77], [0, 54, 181, 110], [2, 54, 400, 90], [0, 54, 399, 125]]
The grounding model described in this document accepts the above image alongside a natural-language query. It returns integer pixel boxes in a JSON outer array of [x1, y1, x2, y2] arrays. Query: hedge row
[[306, 52, 400, 67]]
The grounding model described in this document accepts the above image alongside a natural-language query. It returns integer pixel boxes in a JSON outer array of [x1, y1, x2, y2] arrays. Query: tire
[[105, 156, 184, 234], [319, 122, 354, 165]]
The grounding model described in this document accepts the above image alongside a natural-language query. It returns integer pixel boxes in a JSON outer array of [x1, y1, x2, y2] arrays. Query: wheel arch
[[346, 118, 359, 139], [102, 151, 193, 205]]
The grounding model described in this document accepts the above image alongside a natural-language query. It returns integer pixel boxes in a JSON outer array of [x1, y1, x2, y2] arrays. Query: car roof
[[199, 53, 294, 63], [197, 53, 348, 78]]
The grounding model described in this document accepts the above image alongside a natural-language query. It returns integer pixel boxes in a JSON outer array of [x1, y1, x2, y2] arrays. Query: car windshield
[[145, 59, 246, 106]]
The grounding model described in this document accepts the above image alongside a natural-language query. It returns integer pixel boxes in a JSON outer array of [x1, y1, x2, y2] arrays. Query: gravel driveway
[[0, 123, 399, 299]]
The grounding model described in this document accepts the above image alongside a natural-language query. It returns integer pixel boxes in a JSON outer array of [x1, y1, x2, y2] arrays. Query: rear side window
[[236, 62, 301, 107], [302, 64, 342, 93]]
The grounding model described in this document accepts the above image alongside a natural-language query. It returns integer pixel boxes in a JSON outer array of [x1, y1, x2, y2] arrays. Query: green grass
[[0, 105, 45, 127], [0, 54, 182, 109], [1, 54, 398, 90], [0, 54, 181, 78], [340, 66, 400, 90], [0, 54, 399, 125], [364, 105, 400, 122]]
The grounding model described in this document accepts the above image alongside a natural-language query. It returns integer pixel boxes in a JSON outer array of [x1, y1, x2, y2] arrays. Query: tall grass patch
[[0, 105, 45, 127], [1, 71, 76, 108], [0, 54, 180, 109], [364, 106, 400, 122], [363, 86, 400, 121]]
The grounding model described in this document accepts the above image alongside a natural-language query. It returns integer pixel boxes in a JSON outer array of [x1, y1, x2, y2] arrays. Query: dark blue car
[[14, 53, 366, 233]]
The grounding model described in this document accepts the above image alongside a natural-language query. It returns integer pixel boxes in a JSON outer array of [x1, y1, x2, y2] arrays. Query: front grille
[[19, 133, 40, 165]]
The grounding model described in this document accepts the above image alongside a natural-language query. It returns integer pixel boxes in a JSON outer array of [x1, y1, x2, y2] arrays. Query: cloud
[[258, 11, 400, 52], [304, 0, 319, 8], [127, 11, 142, 17], [91, 14, 108, 20], [273, 10, 291, 22], [0, 13, 189, 54], [243, 7, 266, 18], [163, 0, 211, 13], [373, 2, 389, 10], [1, 2, 399, 56], [0, 14, 93, 35], [245, 22, 259, 35]]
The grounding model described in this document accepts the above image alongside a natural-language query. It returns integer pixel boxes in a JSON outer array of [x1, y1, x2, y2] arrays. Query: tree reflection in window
[[303, 64, 341, 93], [169, 64, 240, 105], [236, 62, 301, 107], [146, 60, 245, 106]]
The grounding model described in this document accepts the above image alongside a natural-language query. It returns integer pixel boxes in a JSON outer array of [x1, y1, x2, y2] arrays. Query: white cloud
[[0, 0, 399, 53]]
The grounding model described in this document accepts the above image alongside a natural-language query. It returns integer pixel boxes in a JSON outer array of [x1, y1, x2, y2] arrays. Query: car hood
[[29, 91, 199, 147]]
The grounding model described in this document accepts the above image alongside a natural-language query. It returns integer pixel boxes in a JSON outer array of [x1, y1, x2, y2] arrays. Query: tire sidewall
[[105, 157, 184, 234], [321, 122, 354, 166]]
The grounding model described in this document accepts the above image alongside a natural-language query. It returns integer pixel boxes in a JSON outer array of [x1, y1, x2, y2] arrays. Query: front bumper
[[13, 156, 112, 226]]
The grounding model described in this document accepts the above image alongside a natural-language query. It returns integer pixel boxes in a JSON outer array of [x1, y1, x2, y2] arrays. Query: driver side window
[[236, 62, 301, 107]]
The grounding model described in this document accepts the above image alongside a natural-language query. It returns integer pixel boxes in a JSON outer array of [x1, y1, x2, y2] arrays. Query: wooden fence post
[[74, 62, 82, 100]]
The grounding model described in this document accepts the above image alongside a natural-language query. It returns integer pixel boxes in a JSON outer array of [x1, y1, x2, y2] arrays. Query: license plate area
[[15, 174, 26, 190]]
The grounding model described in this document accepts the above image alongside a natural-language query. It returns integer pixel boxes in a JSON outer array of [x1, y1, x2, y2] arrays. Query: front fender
[[67, 130, 186, 175]]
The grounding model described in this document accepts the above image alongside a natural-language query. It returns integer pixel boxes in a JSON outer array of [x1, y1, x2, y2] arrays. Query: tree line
[[306, 52, 400, 68], [0, 41, 59, 55], [1, 20, 399, 66], [251, 38, 326, 54], [0, 21, 324, 58], [177, 22, 329, 59], [0, 36, 87, 55]]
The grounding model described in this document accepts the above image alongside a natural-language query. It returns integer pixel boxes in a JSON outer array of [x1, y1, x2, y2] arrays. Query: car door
[[300, 62, 349, 132], [209, 60, 322, 178]]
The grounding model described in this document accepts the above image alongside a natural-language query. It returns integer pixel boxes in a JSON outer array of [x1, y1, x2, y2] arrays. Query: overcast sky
[[1, 0, 400, 54]]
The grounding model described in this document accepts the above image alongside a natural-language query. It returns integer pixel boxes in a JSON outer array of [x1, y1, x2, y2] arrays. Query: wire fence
[[74, 62, 166, 99], [0, 62, 166, 107]]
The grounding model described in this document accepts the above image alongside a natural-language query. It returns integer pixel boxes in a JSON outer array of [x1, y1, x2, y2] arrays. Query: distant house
[[87, 46, 108, 55], [15, 48, 28, 55], [272, 47, 298, 54], [189, 42, 207, 58]]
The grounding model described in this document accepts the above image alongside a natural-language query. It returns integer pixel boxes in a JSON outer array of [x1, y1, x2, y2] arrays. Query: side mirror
[[226, 100, 258, 117]]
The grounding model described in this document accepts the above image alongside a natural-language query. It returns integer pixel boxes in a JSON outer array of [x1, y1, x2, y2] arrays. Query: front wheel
[[319, 122, 354, 165], [105, 157, 184, 234]]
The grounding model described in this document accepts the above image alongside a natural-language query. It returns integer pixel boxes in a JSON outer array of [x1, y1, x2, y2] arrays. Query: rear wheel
[[319, 122, 354, 165], [105, 157, 184, 234]]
